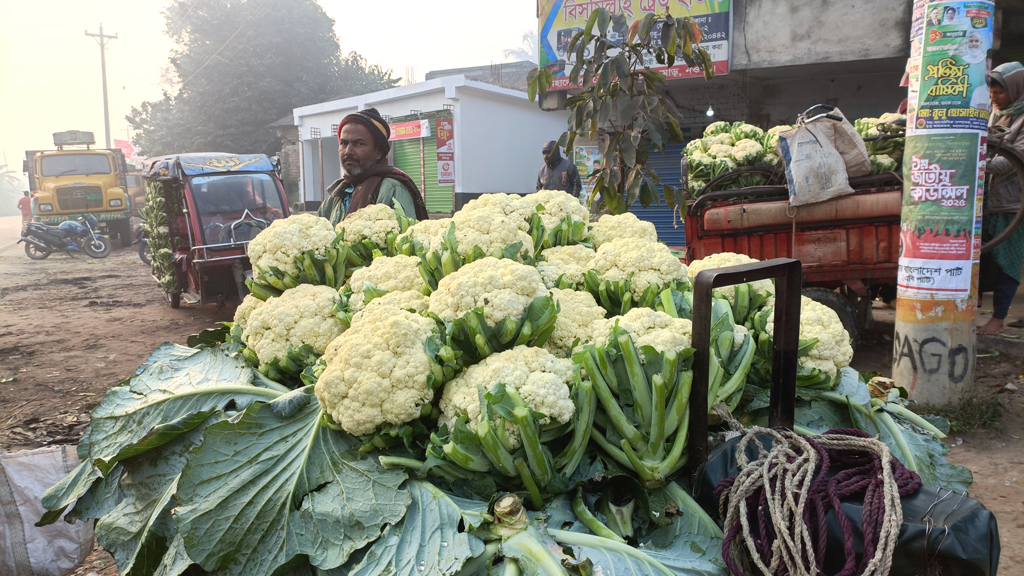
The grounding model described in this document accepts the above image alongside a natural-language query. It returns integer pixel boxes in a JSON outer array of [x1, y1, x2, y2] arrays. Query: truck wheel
[[115, 219, 133, 247], [802, 287, 860, 350]]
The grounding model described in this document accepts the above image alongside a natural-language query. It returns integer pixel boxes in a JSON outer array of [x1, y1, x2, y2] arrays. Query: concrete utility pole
[[85, 23, 118, 149], [893, 0, 994, 406]]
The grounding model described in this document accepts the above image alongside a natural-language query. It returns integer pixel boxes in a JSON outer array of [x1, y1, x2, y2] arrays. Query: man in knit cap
[[319, 107, 429, 225]]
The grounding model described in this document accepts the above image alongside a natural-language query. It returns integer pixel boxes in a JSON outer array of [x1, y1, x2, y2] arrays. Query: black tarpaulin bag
[[692, 433, 1000, 576]]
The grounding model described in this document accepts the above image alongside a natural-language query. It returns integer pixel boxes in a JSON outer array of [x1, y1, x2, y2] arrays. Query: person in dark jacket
[[536, 141, 582, 197], [318, 108, 429, 226]]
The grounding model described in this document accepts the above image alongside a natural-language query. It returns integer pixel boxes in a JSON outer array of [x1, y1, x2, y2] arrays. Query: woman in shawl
[[979, 62, 1024, 334]]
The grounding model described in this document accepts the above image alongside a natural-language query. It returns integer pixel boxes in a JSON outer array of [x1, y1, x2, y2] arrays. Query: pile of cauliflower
[[232, 191, 854, 441]]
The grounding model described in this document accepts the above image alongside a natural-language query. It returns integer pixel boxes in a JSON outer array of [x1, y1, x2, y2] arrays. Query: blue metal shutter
[[629, 142, 687, 247]]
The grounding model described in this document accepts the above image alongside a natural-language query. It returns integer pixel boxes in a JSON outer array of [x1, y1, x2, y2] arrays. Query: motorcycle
[[135, 227, 151, 265], [19, 214, 113, 260]]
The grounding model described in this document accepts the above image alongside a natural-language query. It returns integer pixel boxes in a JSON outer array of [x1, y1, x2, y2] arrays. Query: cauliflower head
[[429, 257, 549, 325], [356, 290, 429, 321], [439, 346, 575, 448], [765, 296, 853, 379], [345, 254, 424, 311], [243, 284, 345, 365], [451, 207, 535, 257], [530, 189, 591, 230], [704, 133, 735, 148], [731, 139, 764, 166], [337, 203, 400, 247], [397, 217, 451, 253], [703, 121, 731, 136], [537, 244, 597, 288], [461, 193, 534, 231], [247, 213, 336, 278], [707, 144, 735, 160], [684, 138, 706, 155], [592, 307, 694, 355], [589, 212, 658, 248], [545, 288, 607, 357], [588, 238, 688, 301], [233, 294, 266, 334], [687, 252, 774, 303], [315, 306, 438, 436]]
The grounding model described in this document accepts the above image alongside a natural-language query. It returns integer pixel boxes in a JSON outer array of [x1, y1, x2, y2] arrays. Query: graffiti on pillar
[[893, 330, 973, 383]]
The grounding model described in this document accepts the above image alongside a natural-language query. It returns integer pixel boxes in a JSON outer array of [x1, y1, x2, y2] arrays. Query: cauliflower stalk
[[242, 284, 345, 380], [315, 305, 445, 436], [537, 244, 597, 289]]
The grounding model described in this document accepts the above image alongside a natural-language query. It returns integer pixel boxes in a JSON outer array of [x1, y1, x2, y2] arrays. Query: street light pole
[[85, 23, 118, 149]]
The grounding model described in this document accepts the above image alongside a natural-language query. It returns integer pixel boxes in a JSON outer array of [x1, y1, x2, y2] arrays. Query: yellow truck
[[24, 130, 133, 247]]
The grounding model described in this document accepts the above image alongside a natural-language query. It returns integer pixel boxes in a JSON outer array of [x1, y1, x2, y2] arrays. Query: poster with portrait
[[912, 1, 993, 132], [573, 145, 602, 205], [896, 131, 985, 298], [538, 0, 731, 91]]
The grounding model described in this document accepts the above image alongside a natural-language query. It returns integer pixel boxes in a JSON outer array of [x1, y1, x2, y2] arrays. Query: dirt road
[[0, 215, 232, 451], [1, 211, 1021, 572]]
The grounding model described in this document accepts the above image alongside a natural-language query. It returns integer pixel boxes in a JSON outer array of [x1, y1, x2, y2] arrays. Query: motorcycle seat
[[26, 222, 66, 235]]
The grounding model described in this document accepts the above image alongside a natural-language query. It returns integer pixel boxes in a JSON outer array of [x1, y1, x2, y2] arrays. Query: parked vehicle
[[23, 130, 133, 248], [18, 213, 112, 260], [135, 227, 150, 265], [141, 153, 289, 308]]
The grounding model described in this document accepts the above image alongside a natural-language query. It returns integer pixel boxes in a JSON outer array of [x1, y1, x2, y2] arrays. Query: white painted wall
[[456, 85, 569, 197], [731, 0, 912, 70], [293, 76, 569, 207]]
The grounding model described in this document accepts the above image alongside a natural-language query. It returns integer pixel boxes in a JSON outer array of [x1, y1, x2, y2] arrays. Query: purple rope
[[718, 428, 922, 576]]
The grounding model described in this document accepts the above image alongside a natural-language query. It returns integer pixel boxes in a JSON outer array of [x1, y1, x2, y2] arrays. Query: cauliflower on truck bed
[[247, 213, 336, 279], [242, 284, 344, 365], [439, 345, 575, 449], [315, 305, 439, 436]]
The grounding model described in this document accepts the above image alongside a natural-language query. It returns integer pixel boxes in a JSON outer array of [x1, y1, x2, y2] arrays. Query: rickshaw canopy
[[145, 153, 279, 181]]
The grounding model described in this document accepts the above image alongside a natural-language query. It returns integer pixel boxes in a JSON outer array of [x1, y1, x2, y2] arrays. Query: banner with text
[[538, 0, 731, 91], [573, 145, 603, 205], [896, 131, 985, 297], [436, 118, 455, 185], [389, 120, 431, 141], [908, 1, 993, 132]]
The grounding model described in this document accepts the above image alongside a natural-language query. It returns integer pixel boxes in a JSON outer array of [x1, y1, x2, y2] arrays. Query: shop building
[[292, 75, 569, 214]]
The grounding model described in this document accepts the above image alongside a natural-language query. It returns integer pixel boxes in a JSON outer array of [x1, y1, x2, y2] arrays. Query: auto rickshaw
[[142, 153, 289, 308]]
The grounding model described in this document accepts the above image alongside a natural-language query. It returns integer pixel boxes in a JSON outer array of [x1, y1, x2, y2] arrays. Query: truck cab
[[24, 130, 133, 247]]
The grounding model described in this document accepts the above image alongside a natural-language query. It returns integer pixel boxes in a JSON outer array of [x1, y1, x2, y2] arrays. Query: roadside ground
[[1, 213, 1021, 572]]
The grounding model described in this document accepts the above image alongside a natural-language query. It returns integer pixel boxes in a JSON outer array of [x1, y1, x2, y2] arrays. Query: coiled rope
[[714, 424, 921, 576]]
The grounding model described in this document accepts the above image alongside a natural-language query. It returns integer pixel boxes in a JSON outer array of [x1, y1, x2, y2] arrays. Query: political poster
[[896, 131, 985, 297], [538, 0, 731, 91], [911, 1, 993, 132]]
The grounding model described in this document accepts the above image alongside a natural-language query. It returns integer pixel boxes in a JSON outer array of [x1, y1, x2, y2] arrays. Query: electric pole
[[85, 23, 118, 149], [893, 1, 994, 406]]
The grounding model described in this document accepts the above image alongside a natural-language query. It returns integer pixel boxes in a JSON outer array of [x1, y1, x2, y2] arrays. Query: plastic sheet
[[0, 446, 93, 576]]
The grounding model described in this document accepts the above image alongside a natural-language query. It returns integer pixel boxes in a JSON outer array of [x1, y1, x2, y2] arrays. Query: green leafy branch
[[527, 9, 715, 214]]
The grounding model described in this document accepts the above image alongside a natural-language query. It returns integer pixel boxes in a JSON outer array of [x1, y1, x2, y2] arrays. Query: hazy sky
[[0, 0, 537, 178]]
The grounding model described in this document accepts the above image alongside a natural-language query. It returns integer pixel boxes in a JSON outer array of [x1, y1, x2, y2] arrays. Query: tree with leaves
[[129, 0, 398, 157], [528, 9, 714, 215]]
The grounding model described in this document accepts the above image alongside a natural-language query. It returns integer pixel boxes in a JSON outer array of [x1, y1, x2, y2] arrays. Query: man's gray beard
[[343, 158, 374, 178]]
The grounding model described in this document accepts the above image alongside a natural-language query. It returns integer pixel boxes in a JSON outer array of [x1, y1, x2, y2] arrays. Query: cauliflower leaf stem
[[247, 235, 355, 299], [447, 296, 559, 367], [579, 326, 706, 489]]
